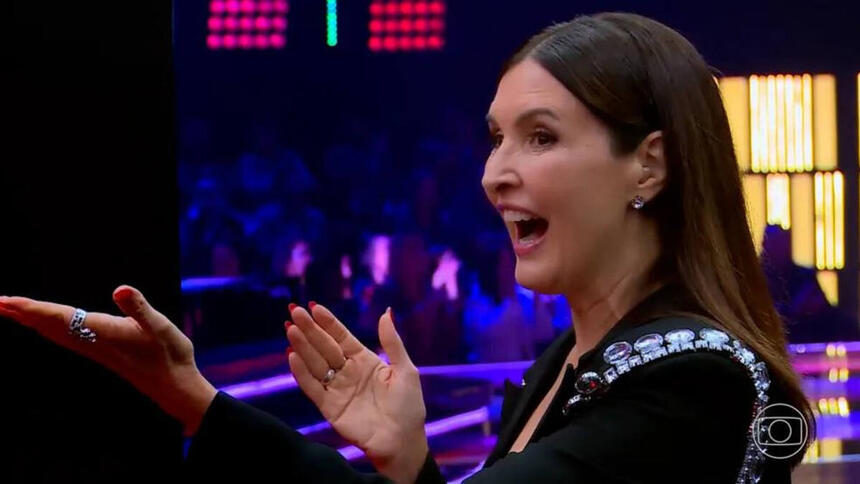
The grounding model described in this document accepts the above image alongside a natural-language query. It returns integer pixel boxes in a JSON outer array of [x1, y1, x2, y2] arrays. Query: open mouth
[[514, 217, 549, 244], [502, 209, 549, 248]]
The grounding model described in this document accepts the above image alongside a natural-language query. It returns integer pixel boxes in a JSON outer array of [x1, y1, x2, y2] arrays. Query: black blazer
[[185, 283, 795, 483]]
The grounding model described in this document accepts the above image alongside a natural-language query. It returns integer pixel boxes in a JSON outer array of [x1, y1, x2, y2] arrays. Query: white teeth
[[502, 210, 538, 222], [520, 233, 541, 244]]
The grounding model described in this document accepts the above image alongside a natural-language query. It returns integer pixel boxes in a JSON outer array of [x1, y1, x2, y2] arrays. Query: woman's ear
[[634, 130, 667, 202]]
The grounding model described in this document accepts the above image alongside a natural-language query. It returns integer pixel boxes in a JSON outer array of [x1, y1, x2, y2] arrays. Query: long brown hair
[[504, 12, 814, 467]]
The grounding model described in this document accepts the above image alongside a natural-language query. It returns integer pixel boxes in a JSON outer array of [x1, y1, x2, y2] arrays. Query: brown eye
[[530, 130, 557, 147], [489, 132, 503, 150]]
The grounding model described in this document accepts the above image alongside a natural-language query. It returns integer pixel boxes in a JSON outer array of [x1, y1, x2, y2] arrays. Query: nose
[[481, 153, 520, 199]]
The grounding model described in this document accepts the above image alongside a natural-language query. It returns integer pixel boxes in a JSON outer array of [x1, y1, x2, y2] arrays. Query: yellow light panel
[[718, 77, 750, 171], [743, 174, 767, 253], [817, 270, 839, 306], [814, 171, 844, 270], [790, 174, 815, 267], [813, 74, 837, 170], [747, 74, 817, 173], [766, 173, 791, 229]]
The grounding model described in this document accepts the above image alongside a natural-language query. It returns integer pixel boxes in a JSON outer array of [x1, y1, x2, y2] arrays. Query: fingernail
[[284, 321, 292, 331], [288, 303, 297, 312], [309, 301, 317, 310], [116, 288, 134, 301], [287, 347, 293, 356], [387, 306, 395, 323]]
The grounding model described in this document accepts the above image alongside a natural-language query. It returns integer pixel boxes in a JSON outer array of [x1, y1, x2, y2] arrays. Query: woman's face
[[482, 59, 641, 295]]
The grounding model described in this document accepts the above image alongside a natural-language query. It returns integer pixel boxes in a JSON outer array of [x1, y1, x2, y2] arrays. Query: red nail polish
[[288, 303, 297, 312], [309, 301, 317, 310], [287, 347, 293, 356], [116, 288, 133, 301], [284, 321, 291, 331]]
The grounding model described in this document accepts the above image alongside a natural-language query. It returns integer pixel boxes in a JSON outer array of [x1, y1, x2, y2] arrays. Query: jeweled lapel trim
[[561, 326, 770, 484]]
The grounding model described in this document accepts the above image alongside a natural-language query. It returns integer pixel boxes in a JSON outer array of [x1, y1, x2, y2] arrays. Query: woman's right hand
[[0, 286, 217, 436], [286, 304, 428, 484]]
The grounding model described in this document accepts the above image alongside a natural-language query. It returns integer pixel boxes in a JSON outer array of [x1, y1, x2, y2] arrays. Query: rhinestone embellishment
[[603, 341, 633, 364], [633, 333, 664, 354], [575, 371, 604, 395], [665, 328, 695, 344], [699, 328, 730, 345], [560, 326, 772, 483]]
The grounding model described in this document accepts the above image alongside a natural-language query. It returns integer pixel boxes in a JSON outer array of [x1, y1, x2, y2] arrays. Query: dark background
[[2, 0, 859, 480], [3, 1, 182, 481]]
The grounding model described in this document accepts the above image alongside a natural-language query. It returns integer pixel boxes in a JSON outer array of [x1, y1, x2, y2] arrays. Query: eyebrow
[[485, 107, 561, 127]]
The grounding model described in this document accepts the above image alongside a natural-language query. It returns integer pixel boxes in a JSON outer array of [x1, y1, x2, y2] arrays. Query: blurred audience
[[179, 116, 858, 366], [760, 225, 858, 343]]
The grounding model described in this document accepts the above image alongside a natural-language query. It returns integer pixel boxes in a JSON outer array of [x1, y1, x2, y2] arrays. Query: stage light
[[254, 33, 269, 49], [222, 34, 237, 49], [269, 33, 285, 48], [208, 17, 223, 31], [326, 0, 337, 47], [369, 0, 446, 52], [746, 74, 816, 174], [814, 171, 844, 270], [742, 174, 766, 253], [813, 75, 837, 170], [206, 35, 222, 49], [766, 173, 790, 229], [718, 77, 749, 171], [790, 174, 814, 267], [208, 0, 288, 50], [255, 16, 270, 30]]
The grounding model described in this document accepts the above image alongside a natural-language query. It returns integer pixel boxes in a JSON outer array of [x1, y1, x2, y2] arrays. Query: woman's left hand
[[285, 303, 429, 484]]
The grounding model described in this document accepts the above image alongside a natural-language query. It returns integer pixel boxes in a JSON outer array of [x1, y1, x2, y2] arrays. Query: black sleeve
[[463, 352, 756, 484], [184, 391, 445, 484]]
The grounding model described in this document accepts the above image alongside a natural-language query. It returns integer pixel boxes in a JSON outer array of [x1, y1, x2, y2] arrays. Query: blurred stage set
[[4, 1, 860, 482]]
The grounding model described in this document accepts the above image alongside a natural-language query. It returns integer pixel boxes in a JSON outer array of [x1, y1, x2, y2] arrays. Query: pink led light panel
[[368, 1, 446, 52], [207, 0, 288, 50]]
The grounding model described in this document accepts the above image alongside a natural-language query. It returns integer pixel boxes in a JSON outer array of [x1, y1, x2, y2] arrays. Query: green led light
[[326, 0, 337, 46]]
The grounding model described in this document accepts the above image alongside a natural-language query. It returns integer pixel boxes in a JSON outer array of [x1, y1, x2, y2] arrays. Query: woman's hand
[[0, 286, 217, 435], [286, 304, 428, 484]]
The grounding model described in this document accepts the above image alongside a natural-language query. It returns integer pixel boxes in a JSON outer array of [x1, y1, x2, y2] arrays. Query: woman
[[0, 13, 813, 483]]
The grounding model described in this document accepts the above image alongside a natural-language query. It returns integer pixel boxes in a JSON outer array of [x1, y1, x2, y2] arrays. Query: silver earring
[[631, 195, 645, 210]]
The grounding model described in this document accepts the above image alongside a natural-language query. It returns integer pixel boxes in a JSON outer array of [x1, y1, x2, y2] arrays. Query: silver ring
[[69, 308, 97, 343], [321, 368, 336, 385]]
